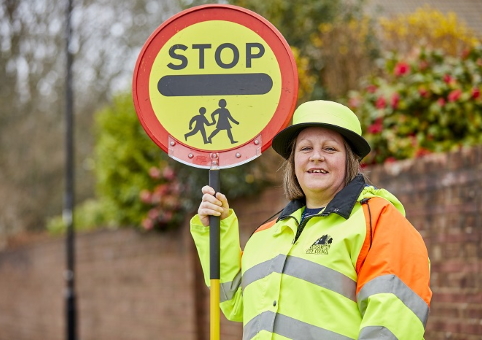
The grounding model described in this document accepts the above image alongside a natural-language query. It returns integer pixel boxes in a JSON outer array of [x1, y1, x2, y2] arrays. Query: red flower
[[148, 208, 159, 220], [375, 96, 386, 109], [384, 157, 397, 164], [139, 189, 151, 204], [394, 62, 410, 76], [150, 191, 161, 204], [437, 98, 446, 107], [162, 166, 176, 181], [349, 96, 362, 108], [418, 87, 429, 98], [367, 118, 383, 134], [366, 84, 378, 93], [448, 89, 462, 102], [154, 183, 170, 196], [391, 93, 400, 109], [170, 182, 182, 195], [149, 167, 161, 179], [471, 88, 480, 99], [142, 218, 154, 230], [443, 74, 455, 85]]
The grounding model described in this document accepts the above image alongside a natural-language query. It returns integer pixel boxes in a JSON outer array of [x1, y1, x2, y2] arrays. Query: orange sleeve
[[356, 197, 432, 306]]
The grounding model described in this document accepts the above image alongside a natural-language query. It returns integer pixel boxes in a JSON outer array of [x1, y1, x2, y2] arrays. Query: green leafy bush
[[346, 46, 482, 165], [94, 93, 166, 228]]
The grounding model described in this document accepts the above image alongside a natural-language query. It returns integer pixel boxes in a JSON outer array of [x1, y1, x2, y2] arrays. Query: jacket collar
[[277, 174, 366, 221]]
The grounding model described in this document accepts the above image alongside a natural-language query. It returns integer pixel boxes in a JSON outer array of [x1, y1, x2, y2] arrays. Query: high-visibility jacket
[[190, 175, 432, 340]]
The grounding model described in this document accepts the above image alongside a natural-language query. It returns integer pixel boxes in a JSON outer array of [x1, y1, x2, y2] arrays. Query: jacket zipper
[[277, 215, 304, 244], [280, 209, 325, 244], [293, 215, 318, 244]]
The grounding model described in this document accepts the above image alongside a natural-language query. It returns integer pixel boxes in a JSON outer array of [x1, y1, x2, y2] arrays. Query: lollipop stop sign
[[132, 4, 298, 169], [132, 5, 298, 340]]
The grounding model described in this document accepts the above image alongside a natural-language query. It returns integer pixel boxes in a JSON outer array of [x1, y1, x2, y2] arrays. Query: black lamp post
[[64, 0, 77, 339]]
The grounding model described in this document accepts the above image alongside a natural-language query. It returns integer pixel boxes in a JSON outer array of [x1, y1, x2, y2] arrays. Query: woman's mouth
[[308, 169, 328, 174]]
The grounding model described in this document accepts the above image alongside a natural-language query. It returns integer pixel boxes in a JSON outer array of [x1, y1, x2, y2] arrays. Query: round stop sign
[[133, 4, 298, 168]]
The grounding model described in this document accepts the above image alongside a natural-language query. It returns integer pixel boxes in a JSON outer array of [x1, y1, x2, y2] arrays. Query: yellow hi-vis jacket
[[190, 175, 432, 340]]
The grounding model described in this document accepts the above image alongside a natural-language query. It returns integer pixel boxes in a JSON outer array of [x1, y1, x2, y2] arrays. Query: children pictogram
[[184, 107, 214, 144], [207, 99, 239, 144]]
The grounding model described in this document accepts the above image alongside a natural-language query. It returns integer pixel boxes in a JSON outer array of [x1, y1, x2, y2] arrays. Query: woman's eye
[[300, 146, 312, 151], [325, 147, 336, 152]]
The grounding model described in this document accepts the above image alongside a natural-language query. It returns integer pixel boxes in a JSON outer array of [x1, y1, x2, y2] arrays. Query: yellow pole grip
[[210, 279, 220, 340]]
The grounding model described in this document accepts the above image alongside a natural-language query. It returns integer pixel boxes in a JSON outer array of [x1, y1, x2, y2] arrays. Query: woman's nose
[[309, 149, 324, 161]]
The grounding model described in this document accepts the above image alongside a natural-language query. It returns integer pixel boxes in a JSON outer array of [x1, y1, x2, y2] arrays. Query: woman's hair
[[282, 134, 365, 201]]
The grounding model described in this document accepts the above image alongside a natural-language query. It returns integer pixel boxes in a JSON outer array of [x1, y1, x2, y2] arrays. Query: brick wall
[[1, 145, 481, 340], [0, 227, 200, 340]]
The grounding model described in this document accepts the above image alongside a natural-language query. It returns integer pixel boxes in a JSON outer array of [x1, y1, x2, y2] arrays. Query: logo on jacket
[[306, 234, 333, 255]]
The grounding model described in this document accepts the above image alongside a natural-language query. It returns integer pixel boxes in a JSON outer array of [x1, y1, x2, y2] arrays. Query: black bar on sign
[[158, 73, 273, 96]]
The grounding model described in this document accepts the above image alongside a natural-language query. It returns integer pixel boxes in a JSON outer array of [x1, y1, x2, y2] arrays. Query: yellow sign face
[[149, 20, 281, 151]]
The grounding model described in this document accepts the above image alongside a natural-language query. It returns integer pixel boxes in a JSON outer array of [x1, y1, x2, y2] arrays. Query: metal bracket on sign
[[168, 134, 263, 169]]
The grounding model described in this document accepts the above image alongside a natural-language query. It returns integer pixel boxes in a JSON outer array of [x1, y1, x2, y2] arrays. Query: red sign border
[[132, 4, 298, 166]]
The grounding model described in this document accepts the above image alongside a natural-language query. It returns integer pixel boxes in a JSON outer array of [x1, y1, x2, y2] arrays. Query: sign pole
[[209, 169, 221, 340]]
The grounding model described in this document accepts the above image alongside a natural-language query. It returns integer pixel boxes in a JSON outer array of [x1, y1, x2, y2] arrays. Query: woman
[[191, 100, 432, 340]]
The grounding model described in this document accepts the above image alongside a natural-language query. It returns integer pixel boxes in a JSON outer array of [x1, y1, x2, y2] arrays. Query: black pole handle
[[209, 169, 221, 280]]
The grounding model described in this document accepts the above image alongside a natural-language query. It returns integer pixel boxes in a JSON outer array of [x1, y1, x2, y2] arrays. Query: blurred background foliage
[[1, 0, 480, 237], [378, 5, 480, 56]]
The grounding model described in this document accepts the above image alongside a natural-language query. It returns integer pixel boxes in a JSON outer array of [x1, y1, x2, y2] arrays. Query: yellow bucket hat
[[272, 100, 371, 159]]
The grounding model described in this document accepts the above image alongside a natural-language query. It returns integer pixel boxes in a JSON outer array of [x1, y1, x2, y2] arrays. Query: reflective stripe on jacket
[[190, 175, 432, 340]]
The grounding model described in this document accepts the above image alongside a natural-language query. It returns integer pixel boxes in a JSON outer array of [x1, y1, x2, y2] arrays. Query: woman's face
[[294, 127, 347, 208]]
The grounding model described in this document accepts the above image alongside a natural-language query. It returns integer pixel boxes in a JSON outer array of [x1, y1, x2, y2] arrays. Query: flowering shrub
[[139, 163, 184, 231], [346, 46, 482, 165]]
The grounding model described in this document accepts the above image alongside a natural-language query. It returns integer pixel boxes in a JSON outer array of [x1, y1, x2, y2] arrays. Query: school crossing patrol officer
[[191, 100, 432, 339]]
